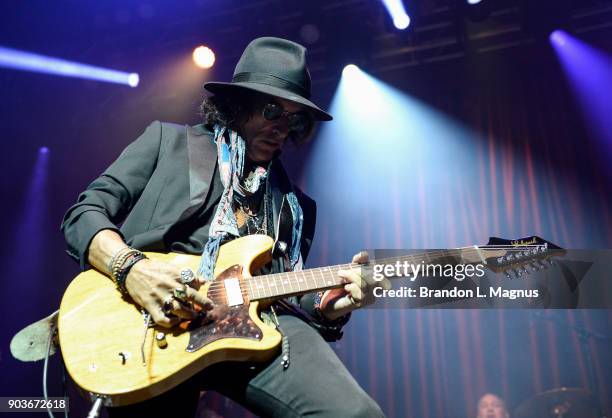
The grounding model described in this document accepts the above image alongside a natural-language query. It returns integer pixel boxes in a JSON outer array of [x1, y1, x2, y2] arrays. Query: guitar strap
[[269, 159, 295, 274]]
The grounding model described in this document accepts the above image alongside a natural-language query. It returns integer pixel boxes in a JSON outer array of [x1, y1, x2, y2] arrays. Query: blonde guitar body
[[58, 234, 281, 407]]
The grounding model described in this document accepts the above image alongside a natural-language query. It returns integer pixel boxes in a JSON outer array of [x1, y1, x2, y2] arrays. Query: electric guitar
[[58, 234, 563, 406]]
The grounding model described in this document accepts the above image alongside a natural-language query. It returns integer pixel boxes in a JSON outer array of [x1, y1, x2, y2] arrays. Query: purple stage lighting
[[0, 46, 139, 87], [550, 30, 567, 46], [9, 147, 50, 280], [550, 30, 612, 165]]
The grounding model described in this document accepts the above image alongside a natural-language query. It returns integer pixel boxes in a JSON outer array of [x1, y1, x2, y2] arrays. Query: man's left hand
[[320, 251, 391, 321]]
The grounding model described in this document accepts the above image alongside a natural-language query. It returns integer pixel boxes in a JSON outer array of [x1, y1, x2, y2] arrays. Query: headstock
[[478, 236, 565, 278]]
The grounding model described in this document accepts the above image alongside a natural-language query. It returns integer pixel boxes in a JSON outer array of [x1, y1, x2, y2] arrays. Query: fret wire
[[306, 268, 315, 291], [288, 271, 295, 294], [278, 271, 287, 295], [323, 266, 334, 287], [296, 270, 304, 292], [247, 276, 254, 300], [271, 274, 280, 298], [265, 275, 274, 298], [287, 271, 295, 294], [317, 267, 326, 289]]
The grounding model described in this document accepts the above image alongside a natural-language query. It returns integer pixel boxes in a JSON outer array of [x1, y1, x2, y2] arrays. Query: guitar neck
[[246, 247, 483, 301]]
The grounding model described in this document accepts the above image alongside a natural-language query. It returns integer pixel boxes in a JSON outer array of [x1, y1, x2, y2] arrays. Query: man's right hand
[[125, 258, 214, 328], [88, 230, 215, 328]]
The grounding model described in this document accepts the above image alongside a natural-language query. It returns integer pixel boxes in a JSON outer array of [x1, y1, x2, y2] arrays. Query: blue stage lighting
[[0, 46, 139, 88], [393, 14, 411, 29], [127, 73, 140, 87], [342, 64, 361, 78], [467, 0, 483, 4], [381, 0, 411, 30]]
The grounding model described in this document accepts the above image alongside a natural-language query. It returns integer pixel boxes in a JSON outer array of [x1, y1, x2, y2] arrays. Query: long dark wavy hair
[[199, 90, 315, 144]]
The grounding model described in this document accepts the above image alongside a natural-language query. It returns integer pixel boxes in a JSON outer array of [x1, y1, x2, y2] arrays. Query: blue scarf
[[198, 125, 304, 280]]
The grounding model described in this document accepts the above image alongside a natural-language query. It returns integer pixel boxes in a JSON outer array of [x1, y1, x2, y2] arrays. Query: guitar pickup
[[224, 278, 244, 306]]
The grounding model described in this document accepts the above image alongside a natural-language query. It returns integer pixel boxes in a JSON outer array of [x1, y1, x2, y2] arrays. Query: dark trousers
[[106, 315, 385, 418]]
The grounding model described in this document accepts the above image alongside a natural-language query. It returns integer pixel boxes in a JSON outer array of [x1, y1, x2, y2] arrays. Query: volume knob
[[156, 332, 168, 349]]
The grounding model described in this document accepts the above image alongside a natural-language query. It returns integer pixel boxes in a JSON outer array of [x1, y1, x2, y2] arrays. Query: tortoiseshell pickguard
[[186, 265, 262, 353]]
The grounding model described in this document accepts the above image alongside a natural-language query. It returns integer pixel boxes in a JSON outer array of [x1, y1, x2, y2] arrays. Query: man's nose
[[271, 120, 290, 139]]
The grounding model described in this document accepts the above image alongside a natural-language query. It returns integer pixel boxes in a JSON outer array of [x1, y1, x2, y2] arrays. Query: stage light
[[467, 0, 483, 4], [127, 73, 139, 87], [549, 30, 567, 47], [303, 66, 491, 254], [550, 29, 612, 163], [39, 147, 49, 154], [0, 46, 139, 87], [192, 46, 215, 69], [393, 14, 411, 30], [381, 0, 411, 30], [342, 64, 361, 78]]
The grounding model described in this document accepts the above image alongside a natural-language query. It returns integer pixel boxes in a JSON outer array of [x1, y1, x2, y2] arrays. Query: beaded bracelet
[[107, 247, 133, 276], [107, 247, 146, 295], [114, 252, 148, 296], [106, 247, 134, 279], [111, 249, 141, 282]]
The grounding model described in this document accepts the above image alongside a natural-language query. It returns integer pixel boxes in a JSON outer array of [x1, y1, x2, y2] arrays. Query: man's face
[[477, 394, 508, 418], [238, 95, 310, 164]]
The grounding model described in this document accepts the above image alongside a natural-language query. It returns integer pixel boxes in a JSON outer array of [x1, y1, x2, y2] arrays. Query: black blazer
[[61, 121, 316, 270]]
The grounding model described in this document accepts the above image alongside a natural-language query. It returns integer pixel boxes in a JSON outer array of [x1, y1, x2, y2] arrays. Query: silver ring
[[173, 285, 189, 303], [179, 268, 196, 285]]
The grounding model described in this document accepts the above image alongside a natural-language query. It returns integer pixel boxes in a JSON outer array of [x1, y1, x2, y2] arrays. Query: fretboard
[[244, 247, 481, 301], [246, 265, 345, 301]]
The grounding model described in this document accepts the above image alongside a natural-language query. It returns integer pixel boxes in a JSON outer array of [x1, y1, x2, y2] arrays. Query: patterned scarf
[[198, 125, 304, 280]]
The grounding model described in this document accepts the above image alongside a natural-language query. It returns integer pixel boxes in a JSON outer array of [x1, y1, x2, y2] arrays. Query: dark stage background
[[1, 1, 610, 417]]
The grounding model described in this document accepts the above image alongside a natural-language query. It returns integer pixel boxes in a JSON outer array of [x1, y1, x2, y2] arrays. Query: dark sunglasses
[[262, 101, 313, 140]]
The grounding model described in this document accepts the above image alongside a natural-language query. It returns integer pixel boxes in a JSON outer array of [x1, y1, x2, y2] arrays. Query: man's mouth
[[261, 139, 282, 150]]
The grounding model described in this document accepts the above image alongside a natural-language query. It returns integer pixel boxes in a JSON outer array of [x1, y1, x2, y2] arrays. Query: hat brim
[[204, 81, 333, 121]]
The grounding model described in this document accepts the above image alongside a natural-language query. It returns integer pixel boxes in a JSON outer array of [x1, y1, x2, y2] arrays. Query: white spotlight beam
[[380, 0, 411, 29], [0, 46, 139, 87]]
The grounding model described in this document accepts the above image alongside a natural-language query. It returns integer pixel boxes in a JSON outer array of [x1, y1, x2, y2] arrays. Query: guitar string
[[200, 245, 550, 298], [200, 245, 551, 299]]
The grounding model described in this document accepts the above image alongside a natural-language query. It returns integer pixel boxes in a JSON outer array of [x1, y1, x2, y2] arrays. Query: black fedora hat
[[204, 37, 332, 121]]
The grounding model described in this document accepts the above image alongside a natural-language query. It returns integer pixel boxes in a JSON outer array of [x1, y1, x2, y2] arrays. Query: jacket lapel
[[268, 159, 297, 272], [177, 125, 217, 221]]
